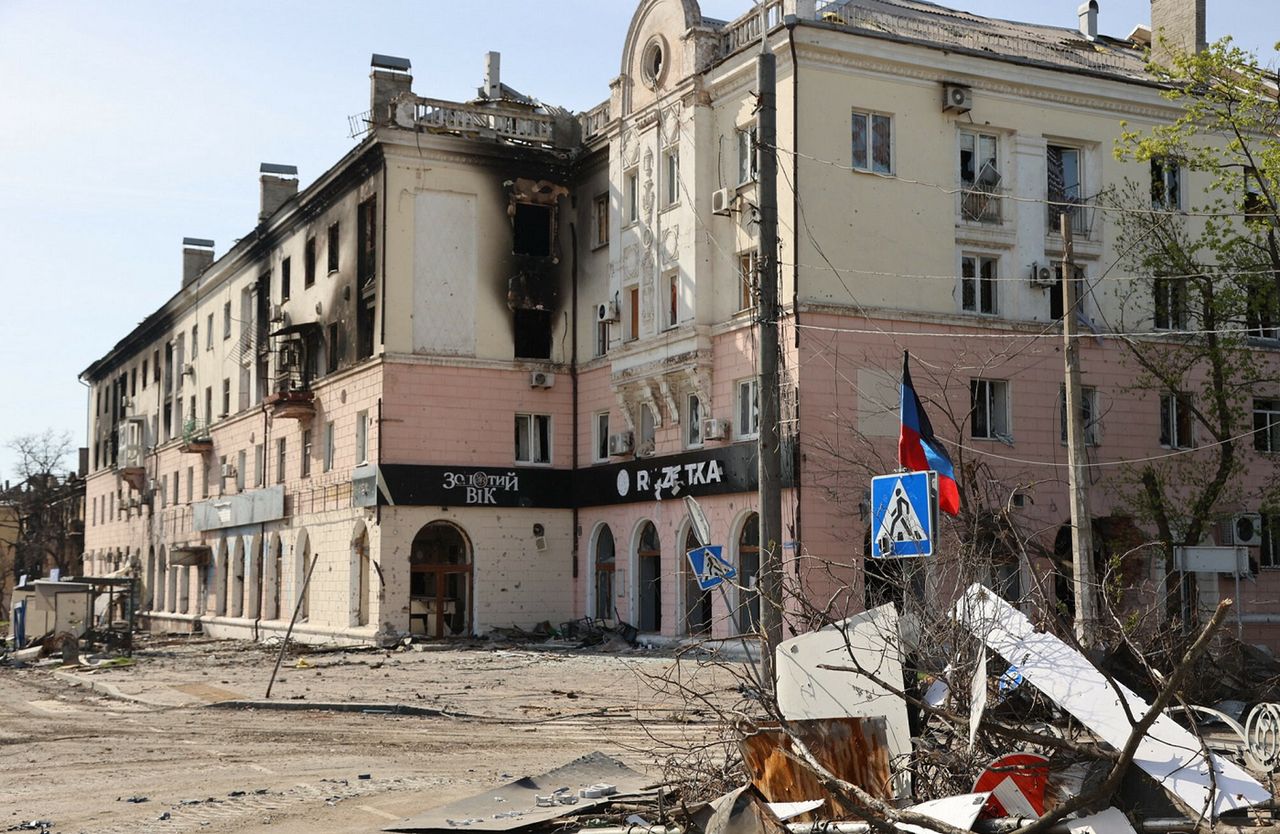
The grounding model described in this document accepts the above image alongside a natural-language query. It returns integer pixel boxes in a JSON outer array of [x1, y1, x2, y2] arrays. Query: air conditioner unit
[[221, 463, 236, 479], [1233, 513, 1263, 546], [608, 431, 634, 456], [943, 84, 973, 114], [530, 371, 555, 389], [596, 301, 620, 323], [711, 188, 734, 217], [120, 396, 132, 411], [182, 363, 195, 376], [702, 417, 730, 441], [1030, 262, 1056, 287], [269, 303, 286, 323]]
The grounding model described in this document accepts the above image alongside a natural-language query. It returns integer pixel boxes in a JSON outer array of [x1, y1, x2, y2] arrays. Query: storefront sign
[[376, 442, 784, 509], [378, 463, 572, 509]]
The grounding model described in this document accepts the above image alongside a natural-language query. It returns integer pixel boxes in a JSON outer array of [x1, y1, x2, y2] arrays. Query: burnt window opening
[[512, 203, 553, 257], [514, 309, 552, 360], [327, 222, 340, 273], [304, 236, 316, 288], [327, 322, 342, 374], [281, 256, 291, 302], [357, 196, 377, 361]]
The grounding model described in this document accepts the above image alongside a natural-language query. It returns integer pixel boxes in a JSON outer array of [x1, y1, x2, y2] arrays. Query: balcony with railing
[[179, 419, 213, 454], [580, 100, 611, 142], [1047, 198, 1092, 239], [720, 0, 785, 56], [394, 96, 580, 152], [959, 184, 1004, 225]]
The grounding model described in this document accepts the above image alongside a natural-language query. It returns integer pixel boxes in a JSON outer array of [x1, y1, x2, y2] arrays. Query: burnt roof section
[[819, 0, 1150, 82]]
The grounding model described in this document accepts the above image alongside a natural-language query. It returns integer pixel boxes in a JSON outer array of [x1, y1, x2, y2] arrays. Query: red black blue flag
[[898, 351, 960, 516]]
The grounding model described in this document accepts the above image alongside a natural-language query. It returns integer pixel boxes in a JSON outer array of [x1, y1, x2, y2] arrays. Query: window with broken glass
[[1047, 144, 1086, 235], [851, 110, 892, 174], [960, 130, 1000, 222], [515, 413, 551, 464]]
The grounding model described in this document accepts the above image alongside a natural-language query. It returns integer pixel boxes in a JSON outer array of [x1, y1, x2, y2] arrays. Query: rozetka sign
[[574, 443, 762, 506]]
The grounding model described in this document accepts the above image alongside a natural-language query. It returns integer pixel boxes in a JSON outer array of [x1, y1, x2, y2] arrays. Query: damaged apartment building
[[81, 0, 1280, 647]]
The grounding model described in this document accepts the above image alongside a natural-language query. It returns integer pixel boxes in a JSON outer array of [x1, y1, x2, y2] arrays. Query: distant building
[[81, 0, 1280, 647]]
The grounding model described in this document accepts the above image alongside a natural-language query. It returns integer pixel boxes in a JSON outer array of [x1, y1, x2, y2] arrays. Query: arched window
[[636, 521, 662, 633], [593, 525, 616, 620], [737, 514, 760, 634], [684, 527, 712, 636], [410, 522, 471, 638]]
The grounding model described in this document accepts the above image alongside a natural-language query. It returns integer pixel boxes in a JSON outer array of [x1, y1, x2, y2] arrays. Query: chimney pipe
[[369, 53, 412, 127], [1078, 0, 1099, 40], [258, 163, 298, 223], [484, 51, 501, 99], [1150, 0, 1206, 63], [182, 238, 214, 288]]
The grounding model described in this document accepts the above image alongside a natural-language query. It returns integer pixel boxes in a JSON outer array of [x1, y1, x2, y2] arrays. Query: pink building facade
[[80, 0, 1280, 649]]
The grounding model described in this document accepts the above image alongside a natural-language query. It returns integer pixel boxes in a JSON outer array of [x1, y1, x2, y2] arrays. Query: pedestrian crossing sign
[[870, 471, 937, 558], [686, 545, 737, 591]]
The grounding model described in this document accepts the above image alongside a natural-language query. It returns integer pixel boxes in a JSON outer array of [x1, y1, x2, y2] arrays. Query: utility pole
[[756, 24, 784, 688], [1061, 214, 1098, 644]]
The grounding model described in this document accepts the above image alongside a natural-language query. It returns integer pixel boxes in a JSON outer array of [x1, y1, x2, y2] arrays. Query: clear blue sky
[[0, 0, 1272, 481]]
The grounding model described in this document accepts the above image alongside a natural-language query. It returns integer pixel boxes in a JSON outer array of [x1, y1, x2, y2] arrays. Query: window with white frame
[[851, 110, 892, 174], [1153, 276, 1189, 330], [1261, 514, 1280, 569], [961, 254, 998, 315], [970, 379, 1010, 440], [1047, 144, 1085, 234], [737, 379, 760, 439], [737, 124, 758, 185], [1060, 385, 1099, 445], [1160, 392, 1193, 449], [593, 192, 609, 247], [1151, 158, 1182, 211], [595, 319, 609, 358], [663, 146, 680, 206], [960, 129, 1001, 223], [638, 403, 656, 450], [594, 412, 610, 462], [355, 410, 369, 464], [1255, 399, 1280, 453], [738, 251, 757, 312], [625, 168, 639, 225], [515, 413, 551, 464], [686, 394, 703, 448]]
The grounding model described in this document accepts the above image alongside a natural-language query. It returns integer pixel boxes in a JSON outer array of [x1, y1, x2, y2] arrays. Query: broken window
[[301, 429, 312, 478], [221, 378, 230, 417], [737, 124, 758, 185], [1151, 157, 1181, 210], [223, 302, 232, 340], [513, 309, 552, 359], [276, 438, 286, 484], [512, 203, 553, 257], [281, 256, 291, 302], [356, 410, 369, 464], [515, 413, 551, 464], [593, 193, 609, 247], [304, 236, 316, 288], [1153, 275, 1189, 330], [327, 322, 341, 373], [356, 196, 377, 361], [327, 223, 340, 273], [1160, 391, 1193, 449]]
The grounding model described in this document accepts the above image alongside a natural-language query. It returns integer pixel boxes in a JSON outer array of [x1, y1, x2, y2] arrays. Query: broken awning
[[267, 321, 323, 339], [953, 583, 1271, 820]]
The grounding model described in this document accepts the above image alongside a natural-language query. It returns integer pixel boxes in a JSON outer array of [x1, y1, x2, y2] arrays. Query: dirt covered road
[[0, 637, 748, 833]]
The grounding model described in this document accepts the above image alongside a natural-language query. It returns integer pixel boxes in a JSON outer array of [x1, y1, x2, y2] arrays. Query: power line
[[793, 320, 1279, 340], [778, 260, 1280, 284]]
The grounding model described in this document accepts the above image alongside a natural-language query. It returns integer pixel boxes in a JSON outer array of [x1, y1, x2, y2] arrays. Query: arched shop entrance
[[410, 521, 472, 638]]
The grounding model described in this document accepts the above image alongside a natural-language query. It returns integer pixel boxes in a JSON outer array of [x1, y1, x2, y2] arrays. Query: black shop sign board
[[376, 442, 769, 509]]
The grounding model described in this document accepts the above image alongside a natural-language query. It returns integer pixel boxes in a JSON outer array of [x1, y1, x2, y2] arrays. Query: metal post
[[757, 41, 784, 688], [265, 552, 320, 699], [1061, 215, 1098, 644]]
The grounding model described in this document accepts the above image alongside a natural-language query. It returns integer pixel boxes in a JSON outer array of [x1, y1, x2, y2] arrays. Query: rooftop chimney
[[1078, 0, 1099, 40], [369, 54, 412, 127], [483, 51, 501, 100], [1150, 0, 1206, 64], [182, 238, 214, 288], [258, 163, 299, 223]]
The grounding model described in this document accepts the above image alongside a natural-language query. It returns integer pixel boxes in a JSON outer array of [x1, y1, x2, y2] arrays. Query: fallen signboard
[[953, 583, 1271, 820]]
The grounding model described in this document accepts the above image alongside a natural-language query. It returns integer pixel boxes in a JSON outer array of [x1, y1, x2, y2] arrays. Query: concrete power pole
[[1061, 215, 1098, 644], [756, 36, 784, 687]]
